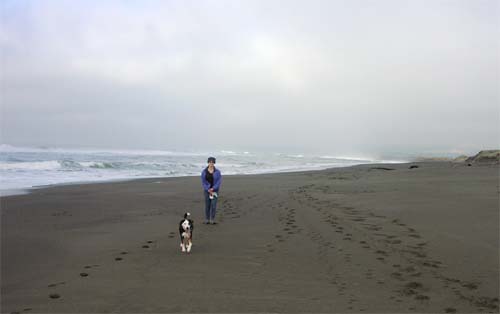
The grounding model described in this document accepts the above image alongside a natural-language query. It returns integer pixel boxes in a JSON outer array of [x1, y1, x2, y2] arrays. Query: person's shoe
[[211, 221, 217, 225], [204, 221, 210, 224]]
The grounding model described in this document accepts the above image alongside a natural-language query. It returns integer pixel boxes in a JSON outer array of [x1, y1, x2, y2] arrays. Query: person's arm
[[213, 170, 222, 191], [201, 170, 210, 191]]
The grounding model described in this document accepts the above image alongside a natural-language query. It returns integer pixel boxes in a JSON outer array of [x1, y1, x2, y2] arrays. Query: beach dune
[[1, 161, 498, 313]]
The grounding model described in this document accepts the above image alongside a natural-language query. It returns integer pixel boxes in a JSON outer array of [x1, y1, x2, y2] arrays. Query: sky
[[1, 0, 498, 157]]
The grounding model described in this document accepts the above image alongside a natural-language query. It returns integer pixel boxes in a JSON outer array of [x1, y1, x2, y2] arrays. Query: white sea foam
[[325, 156, 372, 162], [220, 150, 237, 155], [0, 160, 62, 171]]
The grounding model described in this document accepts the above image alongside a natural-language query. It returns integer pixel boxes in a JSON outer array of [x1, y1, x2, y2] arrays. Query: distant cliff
[[415, 150, 500, 163], [462, 150, 500, 164]]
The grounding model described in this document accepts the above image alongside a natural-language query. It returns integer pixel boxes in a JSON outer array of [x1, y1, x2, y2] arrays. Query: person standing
[[201, 157, 222, 224]]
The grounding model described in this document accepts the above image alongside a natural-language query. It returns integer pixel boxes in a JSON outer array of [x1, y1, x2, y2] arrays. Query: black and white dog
[[179, 212, 194, 253]]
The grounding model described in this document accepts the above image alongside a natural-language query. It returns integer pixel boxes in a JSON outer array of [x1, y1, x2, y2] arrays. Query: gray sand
[[1, 162, 498, 313]]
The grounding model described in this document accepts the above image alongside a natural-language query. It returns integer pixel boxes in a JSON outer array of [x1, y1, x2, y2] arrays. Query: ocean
[[0, 145, 405, 196]]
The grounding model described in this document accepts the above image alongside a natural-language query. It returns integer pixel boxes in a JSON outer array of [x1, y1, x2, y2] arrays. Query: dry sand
[[1, 162, 498, 313]]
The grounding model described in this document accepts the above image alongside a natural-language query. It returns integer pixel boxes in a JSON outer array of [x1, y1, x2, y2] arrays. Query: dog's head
[[181, 212, 192, 232]]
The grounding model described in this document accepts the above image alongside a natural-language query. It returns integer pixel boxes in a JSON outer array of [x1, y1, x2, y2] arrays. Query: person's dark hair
[[207, 157, 216, 164]]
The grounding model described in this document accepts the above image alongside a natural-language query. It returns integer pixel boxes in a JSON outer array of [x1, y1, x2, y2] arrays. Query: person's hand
[[208, 188, 214, 193]]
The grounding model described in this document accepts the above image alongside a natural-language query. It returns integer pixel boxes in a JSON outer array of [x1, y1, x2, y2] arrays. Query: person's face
[[208, 161, 215, 167]]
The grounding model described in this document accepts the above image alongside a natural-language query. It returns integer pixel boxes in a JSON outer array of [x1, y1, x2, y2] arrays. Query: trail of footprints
[[9, 237, 162, 314], [217, 194, 262, 224], [275, 203, 301, 235], [218, 197, 243, 222], [12, 197, 250, 313], [291, 183, 499, 313]]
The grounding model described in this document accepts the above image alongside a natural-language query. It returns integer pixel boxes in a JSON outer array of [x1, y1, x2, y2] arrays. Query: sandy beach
[[1, 161, 498, 313]]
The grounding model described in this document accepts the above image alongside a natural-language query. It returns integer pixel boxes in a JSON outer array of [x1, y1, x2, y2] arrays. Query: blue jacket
[[201, 167, 222, 192]]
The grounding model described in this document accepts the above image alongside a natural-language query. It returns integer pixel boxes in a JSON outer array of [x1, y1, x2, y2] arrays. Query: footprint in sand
[[415, 294, 430, 301], [422, 260, 441, 268], [391, 272, 403, 280], [401, 281, 425, 298], [49, 293, 61, 299], [142, 241, 155, 249], [406, 281, 423, 289], [83, 264, 100, 269], [401, 266, 416, 273], [47, 281, 66, 288], [461, 282, 478, 290]]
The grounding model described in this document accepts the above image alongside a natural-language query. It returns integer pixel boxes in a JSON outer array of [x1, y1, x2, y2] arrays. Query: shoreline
[[1, 161, 498, 313], [0, 161, 413, 198]]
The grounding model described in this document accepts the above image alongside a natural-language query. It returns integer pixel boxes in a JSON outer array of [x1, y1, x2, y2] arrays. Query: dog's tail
[[184, 212, 191, 219]]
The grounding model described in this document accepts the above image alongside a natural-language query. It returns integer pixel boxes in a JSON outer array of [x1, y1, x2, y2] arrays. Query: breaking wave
[[0, 145, 405, 194]]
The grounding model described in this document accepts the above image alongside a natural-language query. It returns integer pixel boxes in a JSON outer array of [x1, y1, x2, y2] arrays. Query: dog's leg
[[187, 241, 192, 253]]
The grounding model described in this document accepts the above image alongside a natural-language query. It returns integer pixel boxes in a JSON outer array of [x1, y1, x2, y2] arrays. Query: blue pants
[[204, 190, 218, 221]]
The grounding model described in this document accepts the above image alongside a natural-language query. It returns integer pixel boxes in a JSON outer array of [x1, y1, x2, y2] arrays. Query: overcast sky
[[1, 0, 498, 156]]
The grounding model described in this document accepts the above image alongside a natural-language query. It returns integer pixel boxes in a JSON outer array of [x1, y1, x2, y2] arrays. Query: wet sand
[[1, 162, 498, 313]]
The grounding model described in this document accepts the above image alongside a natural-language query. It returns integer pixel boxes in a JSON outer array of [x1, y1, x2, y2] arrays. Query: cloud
[[1, 0, 498, 155]]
